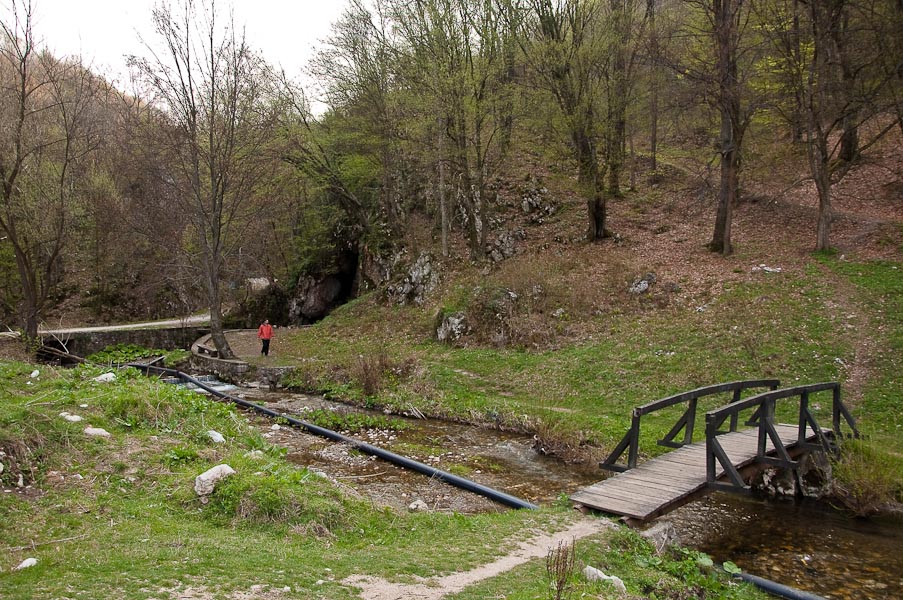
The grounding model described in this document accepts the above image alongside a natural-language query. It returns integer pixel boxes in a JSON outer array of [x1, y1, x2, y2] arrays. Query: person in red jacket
[[257, 319, 273, 356]]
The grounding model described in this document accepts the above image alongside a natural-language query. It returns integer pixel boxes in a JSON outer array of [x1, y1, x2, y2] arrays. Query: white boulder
[[93, 372, 116, 383], [194, 464, 236, 496], [583, 566, 626, 592], [84, 426, 111, 438], [207, 430, 226, 443], [15, 558, 38, 570], [408, 499, 429, 512]]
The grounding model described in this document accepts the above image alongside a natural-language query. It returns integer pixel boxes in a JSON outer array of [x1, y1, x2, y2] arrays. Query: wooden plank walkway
[[571, 424, 804, 521]]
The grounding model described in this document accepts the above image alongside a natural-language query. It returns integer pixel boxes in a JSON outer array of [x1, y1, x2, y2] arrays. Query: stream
[[235, 387, 903, 598], [668, 494, 903, 600]]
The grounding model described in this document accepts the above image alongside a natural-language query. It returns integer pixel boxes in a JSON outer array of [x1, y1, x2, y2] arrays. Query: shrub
[[831, 439, 903, 516], [546, 538, 577, 600], [199, 461, 352, 531], [351, 352, 415, 397]]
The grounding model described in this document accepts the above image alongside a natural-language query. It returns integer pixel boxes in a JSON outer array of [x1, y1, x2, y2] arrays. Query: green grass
[[817, 257, 903, 451], [277, 255, 902, 511], [0, 361, 769, 599], [280, 270, 855, 461], [2, 254, 897, 597], [301, 408, 409, 434]]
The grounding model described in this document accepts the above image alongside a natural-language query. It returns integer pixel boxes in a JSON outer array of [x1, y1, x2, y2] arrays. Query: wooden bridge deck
[[571, 424, 806, 522]]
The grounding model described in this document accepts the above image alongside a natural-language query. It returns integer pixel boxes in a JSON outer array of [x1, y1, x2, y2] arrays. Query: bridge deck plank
[[572, 424, 805, 521]]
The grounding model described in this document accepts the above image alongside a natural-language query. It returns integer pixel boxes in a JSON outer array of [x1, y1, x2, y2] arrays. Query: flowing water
[[667, 494, 903, 600], [236, 387, 903, 598], [238, 388, 601, 512]]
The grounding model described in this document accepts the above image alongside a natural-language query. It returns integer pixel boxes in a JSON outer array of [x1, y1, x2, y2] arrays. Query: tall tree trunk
[[835, 8, 859, 163], [839, 113, 859, 163], [790, 0, 805, 142], [10, 240, 39, 340], [438, 117, 449, 258], [647, 0, 659, 172], [202, 238, 235, 359], [712, 110, 737, 255], [606, 0, 630, 197], [807, 1, 839, 252], [709, 0, 741, 256], [18, 265, 39, 341], [575, 130, 606, 241], [813, 155, 833, 251]]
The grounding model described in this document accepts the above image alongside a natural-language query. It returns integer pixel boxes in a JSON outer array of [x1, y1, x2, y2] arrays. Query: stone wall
[[190, 333, 251, 382], [44, 327, 208, 358]]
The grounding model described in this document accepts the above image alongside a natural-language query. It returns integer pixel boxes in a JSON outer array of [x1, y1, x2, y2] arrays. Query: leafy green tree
[[508, 0, 611, 241], [600, 0, 647, 197], [391, 0, 514, 260], [312, 0, 406, 240]]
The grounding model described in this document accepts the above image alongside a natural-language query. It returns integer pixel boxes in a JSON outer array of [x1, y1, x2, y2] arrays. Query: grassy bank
[[274, 255, 902, 509], [0, 361, 767, 599]]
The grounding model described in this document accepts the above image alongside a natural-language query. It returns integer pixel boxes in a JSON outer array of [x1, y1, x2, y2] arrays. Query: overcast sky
[[17, 0, 347, 85]]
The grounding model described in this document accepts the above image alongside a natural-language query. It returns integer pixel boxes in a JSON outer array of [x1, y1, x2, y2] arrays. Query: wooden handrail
[[704, 382, 860, 492], [600, 379, 780, 472]]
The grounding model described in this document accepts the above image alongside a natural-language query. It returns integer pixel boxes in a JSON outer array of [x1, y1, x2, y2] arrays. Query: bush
[[831, 439, 903, 516], [199, 460, 352, 531], [86, 343, 188, 367]]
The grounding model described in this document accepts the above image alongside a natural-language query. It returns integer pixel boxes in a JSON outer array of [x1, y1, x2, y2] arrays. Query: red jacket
[[257, 323, 273, 340]]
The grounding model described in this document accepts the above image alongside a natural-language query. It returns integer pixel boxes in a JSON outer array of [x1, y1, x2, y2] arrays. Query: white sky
[[20, 0, 348, 85]]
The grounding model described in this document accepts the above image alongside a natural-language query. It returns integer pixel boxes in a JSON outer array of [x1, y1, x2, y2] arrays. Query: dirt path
[[342, 517, 614, 600], [38, 314, 210, 335]]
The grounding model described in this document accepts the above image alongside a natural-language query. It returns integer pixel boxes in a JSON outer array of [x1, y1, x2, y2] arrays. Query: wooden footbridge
[[571, 380, 860, 523]]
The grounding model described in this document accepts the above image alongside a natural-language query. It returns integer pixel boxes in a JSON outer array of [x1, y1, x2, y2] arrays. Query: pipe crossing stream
[[138, 365, 543, 510]]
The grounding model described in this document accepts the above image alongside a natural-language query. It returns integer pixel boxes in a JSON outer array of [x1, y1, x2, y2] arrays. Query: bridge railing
[[600, 379, 780, 472], [704, 381, 860, 492]]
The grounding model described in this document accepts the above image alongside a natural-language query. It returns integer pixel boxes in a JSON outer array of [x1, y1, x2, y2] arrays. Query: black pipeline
[[732, 571, 828, 600], [131, 364, 538, 511]]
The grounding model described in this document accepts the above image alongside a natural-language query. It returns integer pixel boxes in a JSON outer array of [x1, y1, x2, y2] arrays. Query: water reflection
[[668, 494, 903, 600]]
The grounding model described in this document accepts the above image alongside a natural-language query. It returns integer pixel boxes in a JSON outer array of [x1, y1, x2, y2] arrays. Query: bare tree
[[129, 0, 279, 358], [759, 0, 902, 251], [0, 0, 102, 339]]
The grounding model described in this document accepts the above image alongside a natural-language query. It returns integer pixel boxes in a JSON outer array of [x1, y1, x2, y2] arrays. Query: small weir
[[163, 374, 238, 394]]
